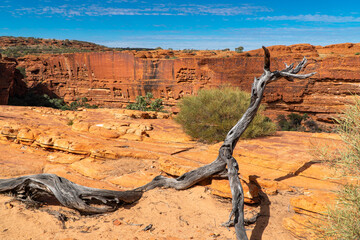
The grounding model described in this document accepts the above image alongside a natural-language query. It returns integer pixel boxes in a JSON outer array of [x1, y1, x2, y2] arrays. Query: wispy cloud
[[250, 14, 360, 23], [170, 4, 271, 16], [15, 3, 271, 17]]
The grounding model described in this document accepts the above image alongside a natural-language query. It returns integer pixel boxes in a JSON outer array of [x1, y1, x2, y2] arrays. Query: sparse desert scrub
[[126, 92, 164, 112], [277, 113, 323, 132], [314, 96, 360, 239]]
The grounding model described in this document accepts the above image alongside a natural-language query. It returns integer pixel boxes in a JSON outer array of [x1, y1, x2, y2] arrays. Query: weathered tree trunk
[[0, 47, 315, 239]]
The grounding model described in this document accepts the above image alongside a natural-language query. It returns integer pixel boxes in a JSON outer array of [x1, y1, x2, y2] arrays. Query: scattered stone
[[112, 219, 122, 226]]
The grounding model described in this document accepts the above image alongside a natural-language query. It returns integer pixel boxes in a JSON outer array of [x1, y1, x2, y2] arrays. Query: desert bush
[[277, 113, 308, 131], [61, 97, 98, 111], [314, 96, 360, 239], [175, 87, 276, 143], [277, 113, 322, 132], [0, 45, 94, 58], [182, 49, 198, 53], [126, 92, 163, 112], [8, 92, 98, 111], [16, 66, 26, 78], [235, 46, 244, 53]]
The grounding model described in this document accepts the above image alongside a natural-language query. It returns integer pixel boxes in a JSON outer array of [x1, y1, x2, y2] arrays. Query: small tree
[[235, 46, 244, 53]]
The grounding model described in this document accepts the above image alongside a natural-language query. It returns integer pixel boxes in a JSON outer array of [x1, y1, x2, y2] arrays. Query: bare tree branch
[[0, 174, 142, 214]]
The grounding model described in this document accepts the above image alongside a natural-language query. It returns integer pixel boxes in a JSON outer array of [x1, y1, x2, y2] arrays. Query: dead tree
[[0, 47, 315, 240]]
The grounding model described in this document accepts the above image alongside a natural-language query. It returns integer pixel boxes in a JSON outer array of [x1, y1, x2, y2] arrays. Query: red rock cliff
[[16, 43, 360, 123], [0, 55, 18, 105]]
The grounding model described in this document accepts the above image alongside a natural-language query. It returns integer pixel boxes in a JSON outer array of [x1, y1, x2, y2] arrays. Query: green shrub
[[182, 49, 198, 53], [126, 92, 164, 112], [67, 119, 74, 126], [277, 113, 307, 131], [235, 46, 244, 53], [321, 184, 360, 239], [16, 67, 26, 78], [0, 45, 94, 58], [355, 52, 360, 55], [175, 87, 276, 143], [277, 113, 322, 132], [314, 96, 360, 239], [8, 92, 98, 111]]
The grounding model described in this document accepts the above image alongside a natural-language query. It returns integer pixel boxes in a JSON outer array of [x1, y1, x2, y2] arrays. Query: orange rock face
[[13, 43, 360, 125], [0, 55, 18, 105]]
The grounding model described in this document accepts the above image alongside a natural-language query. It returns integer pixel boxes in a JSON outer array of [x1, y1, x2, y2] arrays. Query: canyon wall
[[15, 43, 360, 123], [0, 55, 19, 105]]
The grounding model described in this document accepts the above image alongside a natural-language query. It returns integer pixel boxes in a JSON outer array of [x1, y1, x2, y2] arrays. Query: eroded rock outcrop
[[0, 55, 19, 105], [13, 43, 360, 125]]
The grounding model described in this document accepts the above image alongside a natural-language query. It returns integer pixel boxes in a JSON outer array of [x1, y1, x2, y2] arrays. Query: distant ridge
[[0, 36, 154, 58]]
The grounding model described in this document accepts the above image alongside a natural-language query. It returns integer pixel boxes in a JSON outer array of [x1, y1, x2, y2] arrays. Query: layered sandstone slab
[[0, 105, 351, 239]]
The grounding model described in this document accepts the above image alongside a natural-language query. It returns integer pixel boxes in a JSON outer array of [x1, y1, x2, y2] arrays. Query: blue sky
[[0, 0, 360, 50]]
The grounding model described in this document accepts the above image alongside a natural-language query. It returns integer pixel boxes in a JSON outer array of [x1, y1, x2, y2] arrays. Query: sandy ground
[[0, 187, 296, 240]]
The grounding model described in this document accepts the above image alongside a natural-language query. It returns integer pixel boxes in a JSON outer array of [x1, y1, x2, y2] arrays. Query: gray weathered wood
[[0, 173, 143, 214], [0, 46, 315, 239]]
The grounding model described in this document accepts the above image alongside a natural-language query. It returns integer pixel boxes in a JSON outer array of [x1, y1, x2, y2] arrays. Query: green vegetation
[[16, 66, 26, 78], [314, 97, 360, 239], [235, 46, 244, 53], [175, 87, 277, 143], [0, 36, 162, 57], [112, 47, 155, 51], [62, 97, 99, 111], [126, 92, 164, 112], [355, 52, 360, 55], [67, 119, 74, 126], [9, 92, 98, 111], [277, 113, 322, 132], [0, 45, 95, 58], [182, 49, 198, 53]]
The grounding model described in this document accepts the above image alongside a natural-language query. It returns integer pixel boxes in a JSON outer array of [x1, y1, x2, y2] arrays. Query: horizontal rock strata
[[13, 43, 360, 125]]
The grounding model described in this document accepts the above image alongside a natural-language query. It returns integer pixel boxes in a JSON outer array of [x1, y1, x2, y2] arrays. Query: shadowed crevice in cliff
[[8, 83, 62, 108], [249, 175, 270, 240], [8, 64, 63, 107], [274, 160, 322, 182]]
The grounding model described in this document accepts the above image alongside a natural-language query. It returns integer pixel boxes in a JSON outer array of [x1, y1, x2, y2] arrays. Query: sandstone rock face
[[14, 43, 360, 124], [0, 56, 18, 105]]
